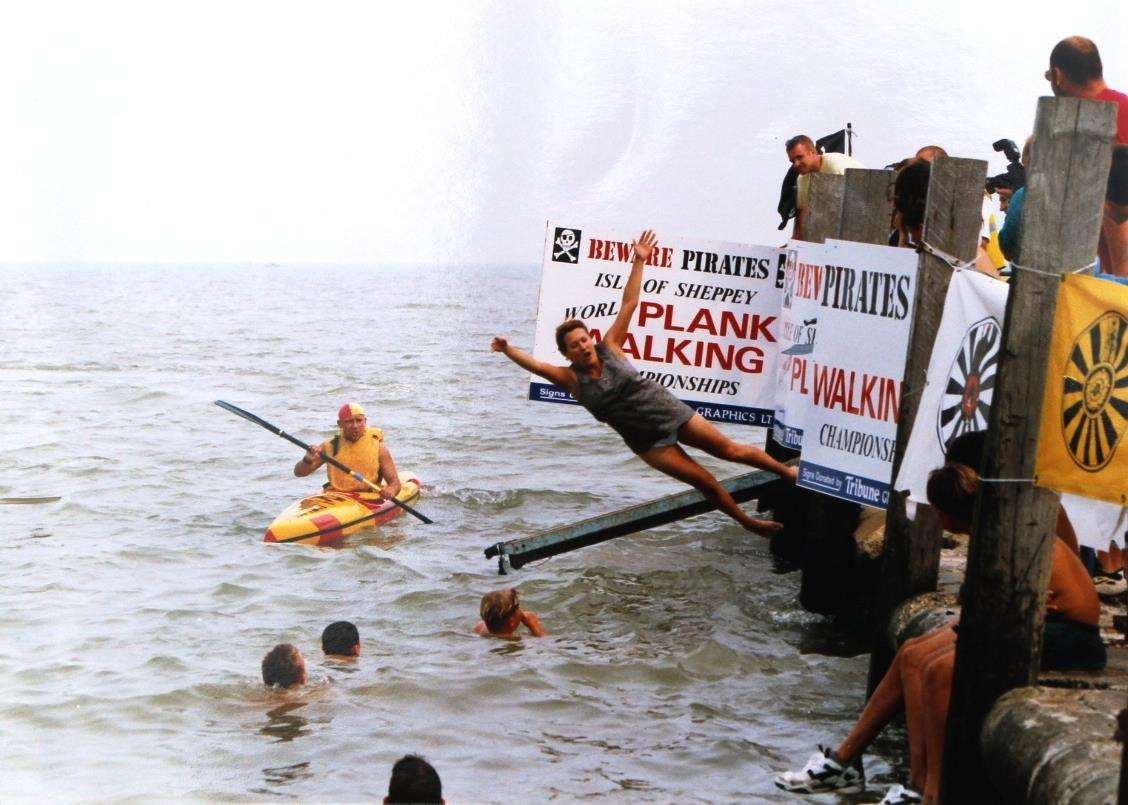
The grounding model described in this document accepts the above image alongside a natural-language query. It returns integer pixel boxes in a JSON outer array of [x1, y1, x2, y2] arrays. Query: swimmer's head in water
[[321, 620, 360, 657], [262, 643, 306, 688], [480, 588, 520, 633], [926, 462, 979, 535], [387, 754, 442, 804]]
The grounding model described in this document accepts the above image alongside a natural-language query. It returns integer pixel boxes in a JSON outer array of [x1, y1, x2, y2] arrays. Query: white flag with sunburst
[[894, 269, 1006, 505]]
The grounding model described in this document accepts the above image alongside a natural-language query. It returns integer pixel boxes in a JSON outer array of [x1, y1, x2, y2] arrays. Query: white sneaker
[[773, 745, 864, 794], [880, 783, 922, 804], [1094, 571, 1127, 598]]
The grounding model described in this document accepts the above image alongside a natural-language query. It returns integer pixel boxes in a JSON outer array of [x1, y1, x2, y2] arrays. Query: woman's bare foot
[[743, 517, 784, 537]]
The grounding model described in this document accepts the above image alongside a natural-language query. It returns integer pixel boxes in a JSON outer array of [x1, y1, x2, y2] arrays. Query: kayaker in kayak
[[491, 229, 795, 536], [294, 402, 401, 500]]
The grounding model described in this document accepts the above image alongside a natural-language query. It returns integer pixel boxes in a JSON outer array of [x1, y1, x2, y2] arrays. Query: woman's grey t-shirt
[[571, 342, 695, 454]]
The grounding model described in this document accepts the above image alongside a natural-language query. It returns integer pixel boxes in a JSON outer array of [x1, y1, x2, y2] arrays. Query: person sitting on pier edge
[[385, 754, 443, 804], [262, 643, 307, 689], [474, 588, 546, 637], [321, 621, 361, 657], [774, 433, 1104, 805], [294, 402, 401, 500], [491, 230, 796, 536], [785, 134, 864, 240]]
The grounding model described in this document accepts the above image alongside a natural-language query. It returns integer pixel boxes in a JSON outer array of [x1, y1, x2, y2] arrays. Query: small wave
[[441, 486, 603, 510]]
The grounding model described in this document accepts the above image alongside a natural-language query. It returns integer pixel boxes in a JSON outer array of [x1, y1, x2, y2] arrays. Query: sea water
[[0, 264, 902, 801]]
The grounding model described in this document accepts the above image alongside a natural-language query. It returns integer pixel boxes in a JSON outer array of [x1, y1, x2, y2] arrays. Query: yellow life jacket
[[322, 426, 384, 492]]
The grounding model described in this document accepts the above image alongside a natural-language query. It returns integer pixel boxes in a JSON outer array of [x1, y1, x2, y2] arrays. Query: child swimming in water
[[474, 588, 546, 637]]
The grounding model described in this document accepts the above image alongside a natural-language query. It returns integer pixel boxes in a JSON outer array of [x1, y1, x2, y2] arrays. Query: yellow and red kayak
[[264, 472, 422, 546]]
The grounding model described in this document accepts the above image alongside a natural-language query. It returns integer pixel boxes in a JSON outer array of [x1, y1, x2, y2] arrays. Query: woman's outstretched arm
[[491, 336, 578, 395], [603, 229, 656, 353]]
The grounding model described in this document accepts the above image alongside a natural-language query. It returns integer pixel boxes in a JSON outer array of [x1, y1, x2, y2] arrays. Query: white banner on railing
[[796, 240, 918, 508], [529, 222, 784, 426], [772, 240, 831, 448], [894, 268, 1006, 504]]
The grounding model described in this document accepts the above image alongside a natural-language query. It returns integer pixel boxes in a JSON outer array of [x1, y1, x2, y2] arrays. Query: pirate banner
[[1036, 274, 1128, 506], [772, 240, 831, 448], [528, 221, 785, 426], [796, 240, 918, 508], [894, 269, 1007, 505]]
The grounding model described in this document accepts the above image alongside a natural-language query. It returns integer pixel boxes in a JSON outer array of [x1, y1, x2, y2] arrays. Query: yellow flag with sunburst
[[1035, 274, 1128, 505]]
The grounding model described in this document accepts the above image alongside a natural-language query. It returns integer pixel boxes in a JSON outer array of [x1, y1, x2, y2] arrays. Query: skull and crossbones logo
[[553, 228, 580, 263]]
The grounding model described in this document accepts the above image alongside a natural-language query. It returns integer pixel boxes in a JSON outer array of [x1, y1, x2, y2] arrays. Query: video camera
[[985, 138, 1025, 194]]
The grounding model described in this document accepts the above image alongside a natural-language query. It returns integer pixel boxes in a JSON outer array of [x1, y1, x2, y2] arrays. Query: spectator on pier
[[386, 754, 443, 804], [895, 159, 1000, 275], [786, 134, 864, 240], [262, 644, 307, 689], [891, 159, 930, 248], [774, 433, 1104, 805], [474, 588, 546, 637], [914, 145, 947, 163], [1098, 144, 1128, 278], [321, 621, 361, 658], [1046, 36, 1127, 144], [997, 137, 1035, 261]]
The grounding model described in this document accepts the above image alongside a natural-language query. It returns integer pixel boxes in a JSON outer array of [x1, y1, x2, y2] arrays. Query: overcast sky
[[2, 1, 1125, 266]]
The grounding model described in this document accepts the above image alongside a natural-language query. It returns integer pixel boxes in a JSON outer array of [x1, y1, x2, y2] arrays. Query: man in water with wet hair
[[385, 754, 443, 804], [321, 621, 360, 657], [261, 644, 306, 688], [294, 402, 401, 500]]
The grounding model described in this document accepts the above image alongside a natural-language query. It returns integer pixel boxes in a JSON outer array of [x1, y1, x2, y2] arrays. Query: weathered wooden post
[[941, 97, 1116, 801], [804, 173, 846, 244], [839, 168, 896, 246], [799, 168, 891, 615], [865, 156, 987, 692]]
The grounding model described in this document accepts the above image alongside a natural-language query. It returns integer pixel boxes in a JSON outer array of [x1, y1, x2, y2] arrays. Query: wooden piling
[[798, 169, 890, 615], [941, 97, 1116, 802], [839, 168, 896, 246], [866, 157, 987, 693], [803, 173, 846, 244]]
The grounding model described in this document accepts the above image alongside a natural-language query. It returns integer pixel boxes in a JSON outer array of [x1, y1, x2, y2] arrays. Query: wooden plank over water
[[484, 468, 786, 571]]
